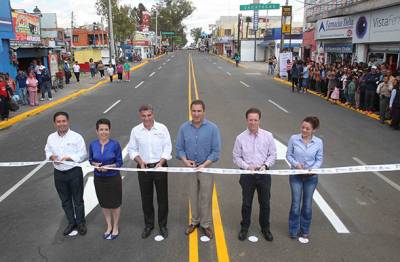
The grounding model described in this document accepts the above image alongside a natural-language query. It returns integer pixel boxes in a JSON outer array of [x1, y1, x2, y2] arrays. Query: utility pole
[[107, 0, 115, 66], [70, 12, 74, 48], [280, 0, 289, 54], [237, 14, 241, 56]]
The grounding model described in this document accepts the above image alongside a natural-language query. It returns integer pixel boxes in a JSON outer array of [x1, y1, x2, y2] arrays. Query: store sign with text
[[12, 11, 41, 43], [315, 16, 353, 40], [353, 5, 400, 43]]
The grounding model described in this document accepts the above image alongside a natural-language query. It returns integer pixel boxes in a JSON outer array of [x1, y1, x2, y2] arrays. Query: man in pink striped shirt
[[232, 108, 277, 242]]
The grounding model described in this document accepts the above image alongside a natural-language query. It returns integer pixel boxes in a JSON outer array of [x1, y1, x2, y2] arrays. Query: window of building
[[72, 35, 79, 43]]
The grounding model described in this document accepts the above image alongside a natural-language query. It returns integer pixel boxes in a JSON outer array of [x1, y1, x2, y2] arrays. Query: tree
[[95, 0, 136, 42], [149, 0, 195, 46], [190, 27, 202, 45]]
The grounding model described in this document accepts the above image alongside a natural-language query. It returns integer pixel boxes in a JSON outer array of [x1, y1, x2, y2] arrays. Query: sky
[[11, 0, 305, 43]]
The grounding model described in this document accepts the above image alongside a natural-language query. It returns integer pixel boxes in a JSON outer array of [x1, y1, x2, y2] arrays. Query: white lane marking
[[268, 99, 289, 113], [149, 72, 156, 77], [275, 139, 350, 234], [213, 62, 216, 65], [134, 81, 144, 89], [226, 72, 231, 76], [167, 59, 171, 62], [240, 81, 250, 88], [171, 55, 175, 58], [103, 99, 121, 114], [0, 161, 47, 203], [218, 66, 222, 70], [353, 157, 400, 192], [245, 72, 262, 75], [158, 66, 162, 70], [163, 62, 166, 65], [84, 145, 128, 216]]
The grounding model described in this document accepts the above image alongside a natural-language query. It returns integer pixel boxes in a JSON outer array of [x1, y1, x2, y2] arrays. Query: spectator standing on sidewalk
[[64, 59, 71, 85], [347, 75, 357, 108], [98, 61, 105, 79], [107, 65, 114, 83], [326, 68, 336, 100], [286, 60, 293, 81], [89, 58, 96, 78], [116, 63, 123, 82], [267, 57, 273, 75], [302, 63, 309, 93], [16, 70, 28, 105], [291, 62, 300, 92], [0, 76, 10, 120], [234, 53, 240, 67], [26, 71, 39, 106], [73, 62, 80, 83], [40, 69, 53, 101], [365, 66, 380, 113], [390, 78, 400, 129], [377, 75, 392, 123], [123, 61, 131, 81]]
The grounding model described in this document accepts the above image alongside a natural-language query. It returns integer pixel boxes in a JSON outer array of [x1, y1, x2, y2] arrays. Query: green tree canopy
[[190, 27, 202, 44]]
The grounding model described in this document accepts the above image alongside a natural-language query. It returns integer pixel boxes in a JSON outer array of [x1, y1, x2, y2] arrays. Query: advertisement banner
[[12, 11, 41, 43], [353, 5, 400, 43], [279, 52, 292, 78], [316, 16, 353, 40]]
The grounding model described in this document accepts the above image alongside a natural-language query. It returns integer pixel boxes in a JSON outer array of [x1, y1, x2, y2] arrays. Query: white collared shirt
[[127, 121, 172, 163], [45, 129, 87, 171]]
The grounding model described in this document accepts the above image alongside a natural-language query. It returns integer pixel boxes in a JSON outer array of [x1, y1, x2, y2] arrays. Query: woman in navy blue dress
[[89, 118, 123, 240]]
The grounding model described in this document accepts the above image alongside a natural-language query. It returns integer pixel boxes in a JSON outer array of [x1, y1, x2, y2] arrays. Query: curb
[[0, 61, 148, 130], [272, 77, 388, 123], [217, 55, 248, 69]]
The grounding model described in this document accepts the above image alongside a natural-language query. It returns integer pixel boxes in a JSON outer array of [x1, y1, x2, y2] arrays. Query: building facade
[[0, 0, 16, 77]]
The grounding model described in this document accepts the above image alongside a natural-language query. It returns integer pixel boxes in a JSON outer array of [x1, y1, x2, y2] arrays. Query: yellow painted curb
[[273, 77, 382, 122], [0, 61, 148, 130], [217, 55, 248, 69]]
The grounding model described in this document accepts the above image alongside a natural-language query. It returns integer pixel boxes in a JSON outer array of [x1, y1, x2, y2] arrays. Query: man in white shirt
[[45, 112, 87, 236], [73, 61, 80, 82], [128, 105, 172, 239]]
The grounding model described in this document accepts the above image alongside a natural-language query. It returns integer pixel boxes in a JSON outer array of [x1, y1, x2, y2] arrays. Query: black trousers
[[54, 167, 85, 225], [239, 173, 271, 230], [65, 71, 71, 84], [391, 107, 400, 129], [292, 77, 299, 92], [74, 72, 80, 82], [138, 163, 168, 228]]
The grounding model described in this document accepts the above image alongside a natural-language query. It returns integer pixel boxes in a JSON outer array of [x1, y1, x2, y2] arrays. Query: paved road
[[0, 51, 399, 262]]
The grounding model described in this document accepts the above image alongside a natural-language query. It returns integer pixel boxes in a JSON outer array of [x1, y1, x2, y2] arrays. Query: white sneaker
[[40, 98, 45, 101], [48, 98, 53, 101]]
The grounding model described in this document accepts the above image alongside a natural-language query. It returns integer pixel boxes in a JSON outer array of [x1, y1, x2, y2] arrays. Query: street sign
[[161, 31, 175, 35], [253, 10, 259, 31], [282, 6, 292, 16], [282, 24, 291, 34], [240, 3, 280, 11]]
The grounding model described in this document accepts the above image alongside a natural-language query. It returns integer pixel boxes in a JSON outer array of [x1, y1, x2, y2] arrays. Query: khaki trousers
[[189, 172, 214, 228]]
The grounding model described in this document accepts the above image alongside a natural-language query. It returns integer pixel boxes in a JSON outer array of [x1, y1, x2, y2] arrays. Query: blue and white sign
[[253, 10, 259, 31], [353, 5, 400, 43], [315, 16, 353, 40]]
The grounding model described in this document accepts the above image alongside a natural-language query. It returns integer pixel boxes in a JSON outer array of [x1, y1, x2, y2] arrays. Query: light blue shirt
[[303, 67, 309, 79], [176, 119, 221, 165], [390, 89, 397, 108], [286, 134, 323, 169]]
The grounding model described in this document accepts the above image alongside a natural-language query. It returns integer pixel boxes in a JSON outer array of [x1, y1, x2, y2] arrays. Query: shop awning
[[258, 40, 273, 47]]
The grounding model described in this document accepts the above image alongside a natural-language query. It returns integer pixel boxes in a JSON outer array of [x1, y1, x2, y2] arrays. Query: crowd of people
[[285, 60, 400, 130], [45, 101, 323, 245], [0, 58, 133, 121]]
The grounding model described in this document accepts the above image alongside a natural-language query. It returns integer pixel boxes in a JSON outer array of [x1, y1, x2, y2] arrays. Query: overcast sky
[[11, 0, 304, 43]]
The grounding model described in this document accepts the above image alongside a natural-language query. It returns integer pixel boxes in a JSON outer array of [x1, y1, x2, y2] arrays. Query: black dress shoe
[[63, 224, 76, 236], [238, 228, 248, 241], [142, 226, 154, 239], [160, 227, 168, 239], [262, 229, 273, 242], [77, 223, 87, 235]]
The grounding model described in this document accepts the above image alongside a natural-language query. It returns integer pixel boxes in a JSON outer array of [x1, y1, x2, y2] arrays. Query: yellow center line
[[189, 53, 230, 262], [188, 53, 199, 262]]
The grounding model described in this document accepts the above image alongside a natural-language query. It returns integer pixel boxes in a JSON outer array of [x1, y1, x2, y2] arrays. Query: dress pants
[[189, 172, 214, 228], [54, 167, 85, 225], [138, 163, 168, 228], [239, 173, 271, 231]]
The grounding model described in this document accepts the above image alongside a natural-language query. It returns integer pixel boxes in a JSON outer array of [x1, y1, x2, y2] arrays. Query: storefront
[[302, 29, 316, 62], [0, 0, 16, 77], [353, 5, 400, 70], [315, 15, 354, 64]]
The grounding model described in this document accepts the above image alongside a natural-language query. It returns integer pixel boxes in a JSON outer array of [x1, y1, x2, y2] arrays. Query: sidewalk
[[240, 61, 268, 72]]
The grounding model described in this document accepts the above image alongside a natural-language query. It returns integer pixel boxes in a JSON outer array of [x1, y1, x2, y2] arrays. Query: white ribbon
[[0, 161, 400, 176]]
